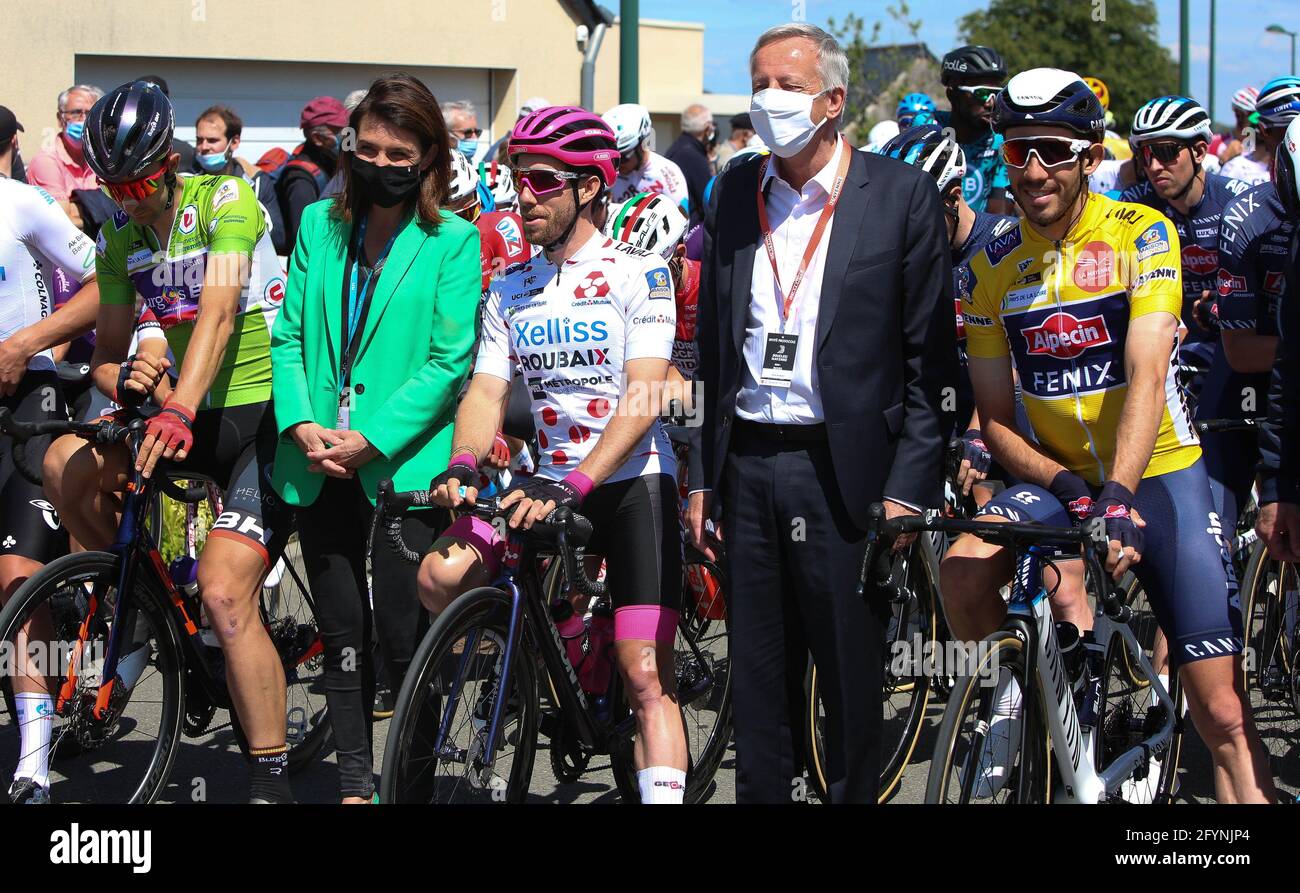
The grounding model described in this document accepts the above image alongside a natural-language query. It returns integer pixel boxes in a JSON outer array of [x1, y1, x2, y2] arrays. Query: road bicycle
[[0, 406, 328, 803], [867, 503, 1184, 803], [377, 482, 728, 803]]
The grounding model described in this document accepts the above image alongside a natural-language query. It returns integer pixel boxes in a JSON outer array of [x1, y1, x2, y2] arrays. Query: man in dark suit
[[692, 22, 957, 804]]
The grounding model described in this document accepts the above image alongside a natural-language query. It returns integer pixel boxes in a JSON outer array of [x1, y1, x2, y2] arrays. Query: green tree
[[829, 3, 925, 136], [958, 0, 1178, 132]]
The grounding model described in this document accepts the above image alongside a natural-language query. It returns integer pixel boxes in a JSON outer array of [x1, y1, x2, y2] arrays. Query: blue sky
[[641, 0, 1299, 122]]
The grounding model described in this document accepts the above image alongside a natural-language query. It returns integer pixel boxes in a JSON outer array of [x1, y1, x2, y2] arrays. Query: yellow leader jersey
[[960, 192, 1201, 484]]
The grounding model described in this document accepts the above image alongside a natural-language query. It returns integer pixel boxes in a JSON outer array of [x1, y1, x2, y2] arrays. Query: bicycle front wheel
[[1240, 542, 1300, 796], [0, 552, 185, 803], [379, 586, 537, 804], [926, 630, 1051, 804]]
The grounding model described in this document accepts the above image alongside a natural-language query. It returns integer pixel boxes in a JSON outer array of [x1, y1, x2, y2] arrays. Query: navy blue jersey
[[1119, 173, 1251, 362], [1198, 183, 1293, 423], [1216, 182, 1294, 336], [951, 211, 1018, 429], [1259, 245, 1300, 503]]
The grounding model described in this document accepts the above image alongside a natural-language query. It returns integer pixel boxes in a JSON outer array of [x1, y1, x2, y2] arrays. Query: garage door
[[75, 56, 492, 164]]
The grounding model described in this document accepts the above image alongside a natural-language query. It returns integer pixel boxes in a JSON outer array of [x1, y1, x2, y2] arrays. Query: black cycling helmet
[[83, 80, 175, 183], [941, 45, 1007, 86]]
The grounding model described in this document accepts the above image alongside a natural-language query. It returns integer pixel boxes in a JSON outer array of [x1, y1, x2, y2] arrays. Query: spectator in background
[[486, 95, 549, 162], [279, 96, 350, 252], [0, 107, 24, 181], [26, 84, 103, 229], [666, 103, 715, 225], [715, 112, 755, 170], [322, 89, 369, 199], [135, 75, 197, 172], [194, 105, 254, 177], [442, 100, 483, 163]]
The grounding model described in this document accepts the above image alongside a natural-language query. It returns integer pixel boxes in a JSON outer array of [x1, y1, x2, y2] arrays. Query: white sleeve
[[623, 258, 676, 361], [472, 287, 515, 381], [20, 184, 97, 283]]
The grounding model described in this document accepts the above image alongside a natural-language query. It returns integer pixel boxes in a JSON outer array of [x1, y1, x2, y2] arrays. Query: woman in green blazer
[[270, 75, 480, 803]]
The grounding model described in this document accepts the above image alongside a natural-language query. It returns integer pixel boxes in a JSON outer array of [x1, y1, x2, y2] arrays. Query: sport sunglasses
[[955, 85, 1002, 104], [1000, 136, 1093, 169], [1138, 141, 1188, 166], [98, 167, 168, 204], [510, 167, 586, 197]]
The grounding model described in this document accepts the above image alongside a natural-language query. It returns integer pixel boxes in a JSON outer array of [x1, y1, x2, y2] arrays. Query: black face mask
[[350, 156, 420, 208]]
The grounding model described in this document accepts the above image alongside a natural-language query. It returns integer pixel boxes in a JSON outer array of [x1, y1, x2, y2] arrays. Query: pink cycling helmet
[[508, 106, 618, 187]]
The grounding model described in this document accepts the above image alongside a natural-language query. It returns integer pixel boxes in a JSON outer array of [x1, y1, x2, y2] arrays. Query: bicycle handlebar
[[374, 479, 606, 598], [0, 406, 208, 503], [1194, 417, 1264, 434]]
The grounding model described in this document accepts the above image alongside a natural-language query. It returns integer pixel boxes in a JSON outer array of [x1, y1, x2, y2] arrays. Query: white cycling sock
[[15, 693, 53, 788], [638, 766, 686, 804]]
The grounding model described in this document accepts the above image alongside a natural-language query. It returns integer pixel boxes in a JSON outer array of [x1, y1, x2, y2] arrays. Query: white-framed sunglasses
[[1000, 136, 1094, 169], [955, 85, 1002, 104]]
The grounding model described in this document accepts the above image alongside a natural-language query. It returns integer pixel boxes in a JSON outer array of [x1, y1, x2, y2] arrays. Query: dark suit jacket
[[697, 142, 957, 529], [666, 132, 713, 226]]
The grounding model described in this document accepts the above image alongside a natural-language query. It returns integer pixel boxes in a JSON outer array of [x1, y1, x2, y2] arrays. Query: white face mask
[[750, 88, 827, 158]]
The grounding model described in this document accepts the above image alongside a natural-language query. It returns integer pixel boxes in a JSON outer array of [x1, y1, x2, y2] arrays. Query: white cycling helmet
[[448, 149, 481, 204], [1130, 95, 1212, 144], [1276, 115, 1300, 220], [605, 191, 688, 260], [863, 119, 900, 153], [603, 103, 654, 155], [1231, 86, 1259, 114], [478, 160, 517, 210], [881, 125, 967, 194]]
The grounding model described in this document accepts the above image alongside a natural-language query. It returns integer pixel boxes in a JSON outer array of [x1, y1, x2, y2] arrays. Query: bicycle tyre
[[379, 586, 537, 804], [925, 630, 1051, 804], [1239, 541, 1300, 796], [0, 551, 185, 803]]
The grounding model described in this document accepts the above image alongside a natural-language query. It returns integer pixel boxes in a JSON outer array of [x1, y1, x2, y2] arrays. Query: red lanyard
[[755, 137, 852, 325]]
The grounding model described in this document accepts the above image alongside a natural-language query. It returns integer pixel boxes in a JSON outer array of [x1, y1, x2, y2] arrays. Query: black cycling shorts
[[583, 473, 682, 621], [165, 401, 291, 567], [0, 371, 69, 563]]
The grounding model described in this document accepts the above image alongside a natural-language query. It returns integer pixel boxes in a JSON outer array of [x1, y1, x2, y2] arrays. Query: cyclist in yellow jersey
[[941, 69, 1273, 803]]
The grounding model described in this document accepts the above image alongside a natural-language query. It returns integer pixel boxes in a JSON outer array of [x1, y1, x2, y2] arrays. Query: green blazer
[[270, 199, 480, 507]]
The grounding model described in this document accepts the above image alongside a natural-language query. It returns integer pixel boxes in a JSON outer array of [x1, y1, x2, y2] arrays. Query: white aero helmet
[[603, 103, 654, 155], [448, 149, 482, 204], [1130, 95, 1212, 144], [478, 160, 517, 210], [605, 191, 689, 260]]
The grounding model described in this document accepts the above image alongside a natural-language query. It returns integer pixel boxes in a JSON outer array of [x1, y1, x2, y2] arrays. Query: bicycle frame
[[1006, 546, 1176, 804], [433, 531, 606, 779], [64, 465, 211, 720]]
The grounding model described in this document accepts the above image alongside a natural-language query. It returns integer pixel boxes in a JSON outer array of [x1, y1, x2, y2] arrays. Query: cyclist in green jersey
[[42, 82, 296, 803]]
